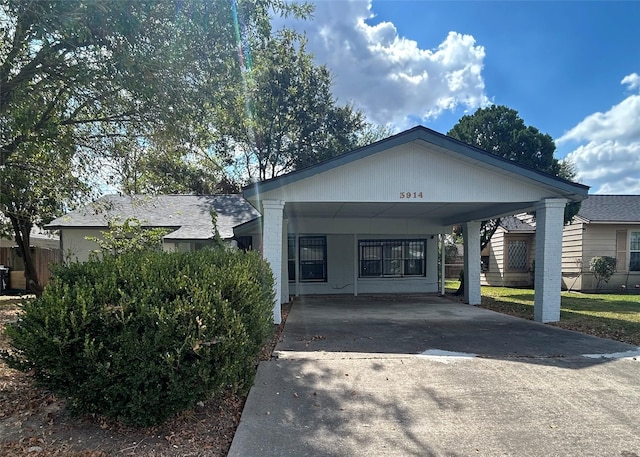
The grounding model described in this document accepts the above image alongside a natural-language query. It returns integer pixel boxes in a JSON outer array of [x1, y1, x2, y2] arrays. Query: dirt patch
[[0, 298, 291, 456]]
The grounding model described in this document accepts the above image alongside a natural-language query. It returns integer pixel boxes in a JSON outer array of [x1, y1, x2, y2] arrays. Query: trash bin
[[0, 265, 9, 294]]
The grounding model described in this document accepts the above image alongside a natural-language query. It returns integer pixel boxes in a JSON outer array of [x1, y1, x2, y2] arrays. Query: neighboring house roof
[[244, 125, 589, 200], [575, 195, 640, 223], [0, 226, 59, 249], [45, 194, 260, 240], [500, 215, 536, 233]]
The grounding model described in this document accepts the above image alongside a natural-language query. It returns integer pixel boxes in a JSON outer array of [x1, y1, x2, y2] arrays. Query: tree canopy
[[0, 0, 307, 291], [213, 29, 369, 182], [448, 105, 580, 249]]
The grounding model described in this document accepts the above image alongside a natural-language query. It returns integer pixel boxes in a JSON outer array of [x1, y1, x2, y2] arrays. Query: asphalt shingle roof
[[500, 215, 536, 232], [46, 195, 260, 240], [577, 195, 640, 223]]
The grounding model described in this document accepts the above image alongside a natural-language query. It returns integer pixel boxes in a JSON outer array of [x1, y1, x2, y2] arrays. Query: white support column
[[281, 218, 289, 306], [262, 200, 285, 324], [534, 198, 567, 323], [463, 221, 481, 305]]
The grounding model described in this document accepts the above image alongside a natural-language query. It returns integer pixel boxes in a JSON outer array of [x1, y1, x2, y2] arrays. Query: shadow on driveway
[[275, 295, 639, 366], [229, 295, 640, 457]]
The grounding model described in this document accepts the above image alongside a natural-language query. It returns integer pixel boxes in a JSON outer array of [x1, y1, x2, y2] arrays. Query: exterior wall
[[561, 221, 585, 291], [288, 216, 445, 236], [288, 233, 439, 296], [482, 229, 534, 287], [260, 143, 555, 205], [61, 227, 262, 263], [570, 224, 640, 292], [481, 228, 505, 286], [61, 228, 103, 262]]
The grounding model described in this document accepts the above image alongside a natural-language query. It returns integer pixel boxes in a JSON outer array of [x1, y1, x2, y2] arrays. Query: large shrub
[[2, 249, 274, 426]]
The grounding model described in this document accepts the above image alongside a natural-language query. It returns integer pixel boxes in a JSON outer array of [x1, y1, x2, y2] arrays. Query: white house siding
[[265, 143, 554, 205], [288, 232, 439, 296]]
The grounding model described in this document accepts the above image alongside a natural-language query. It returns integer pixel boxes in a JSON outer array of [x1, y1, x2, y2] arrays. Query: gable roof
[[244, 125, 589, 200], [500, 215, 536, 233], [576, 195, 640, 223], [45, 194, 260, 240]]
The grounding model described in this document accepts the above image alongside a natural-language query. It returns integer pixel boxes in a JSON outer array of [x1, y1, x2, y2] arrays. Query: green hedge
[[3, 249, 274, 426]]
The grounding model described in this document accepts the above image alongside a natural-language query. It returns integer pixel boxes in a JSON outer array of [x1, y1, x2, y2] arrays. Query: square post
[[262, 200, 285, 324], [534, 198, 567, 323], [463, 221, 481, 305]]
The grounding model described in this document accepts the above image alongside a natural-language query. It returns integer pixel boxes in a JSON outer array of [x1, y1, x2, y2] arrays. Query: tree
[[0, 0, 304, 292], [448, 105, 581, 294], [214, 29, 369, 182], [0, 141, 89, 293], [86, 218, 169, 258], [448, 105, 580, 250]]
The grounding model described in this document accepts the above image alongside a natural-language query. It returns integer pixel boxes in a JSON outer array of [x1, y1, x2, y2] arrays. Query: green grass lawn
[[445, 280, 640, 346]]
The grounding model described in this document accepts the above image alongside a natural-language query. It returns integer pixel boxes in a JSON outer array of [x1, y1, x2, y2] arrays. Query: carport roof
[[243, 125, 589, 200]]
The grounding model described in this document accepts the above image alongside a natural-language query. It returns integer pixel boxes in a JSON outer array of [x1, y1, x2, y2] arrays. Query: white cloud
[[621, 72, 640, 91], [559, 73, 640, 194], [272, 0, 489, 129]]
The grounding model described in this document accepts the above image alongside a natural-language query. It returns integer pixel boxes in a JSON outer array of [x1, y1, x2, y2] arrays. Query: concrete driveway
[[228, 295, 640, 457]]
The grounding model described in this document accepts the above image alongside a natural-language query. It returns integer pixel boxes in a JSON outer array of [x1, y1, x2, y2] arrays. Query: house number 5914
[[400, 192, 423, 199]]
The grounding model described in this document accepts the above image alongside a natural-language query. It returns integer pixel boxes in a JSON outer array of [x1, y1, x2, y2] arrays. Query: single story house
[[47, 126, 589, 323], [45, 194, 261, 262], [481, 214, 537, 288], [482, 195, 640, 291], [562, 194, 640, 291]]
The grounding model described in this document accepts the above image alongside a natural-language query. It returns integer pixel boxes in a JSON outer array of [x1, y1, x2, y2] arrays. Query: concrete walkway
[[228, 295, 640, 457]]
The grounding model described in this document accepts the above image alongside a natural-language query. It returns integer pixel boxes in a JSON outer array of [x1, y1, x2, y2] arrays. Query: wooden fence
[[0, 247, 62, 291]]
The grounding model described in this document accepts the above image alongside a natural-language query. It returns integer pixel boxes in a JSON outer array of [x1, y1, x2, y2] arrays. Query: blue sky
[[275, 0, 640, 194]]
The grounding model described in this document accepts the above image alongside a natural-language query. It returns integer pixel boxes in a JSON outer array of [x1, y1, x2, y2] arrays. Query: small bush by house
[[2, 249, 274, 426]]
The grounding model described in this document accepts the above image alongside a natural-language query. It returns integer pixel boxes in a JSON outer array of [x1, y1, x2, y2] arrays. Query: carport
[[243, 126, 589, 323]]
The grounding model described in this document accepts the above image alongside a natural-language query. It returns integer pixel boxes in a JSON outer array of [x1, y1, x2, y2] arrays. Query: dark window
[[299, 236, 327, 281], [631, 232, 640, 271], [359, 239, 426, 277], [236, 236, 253, 251]]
